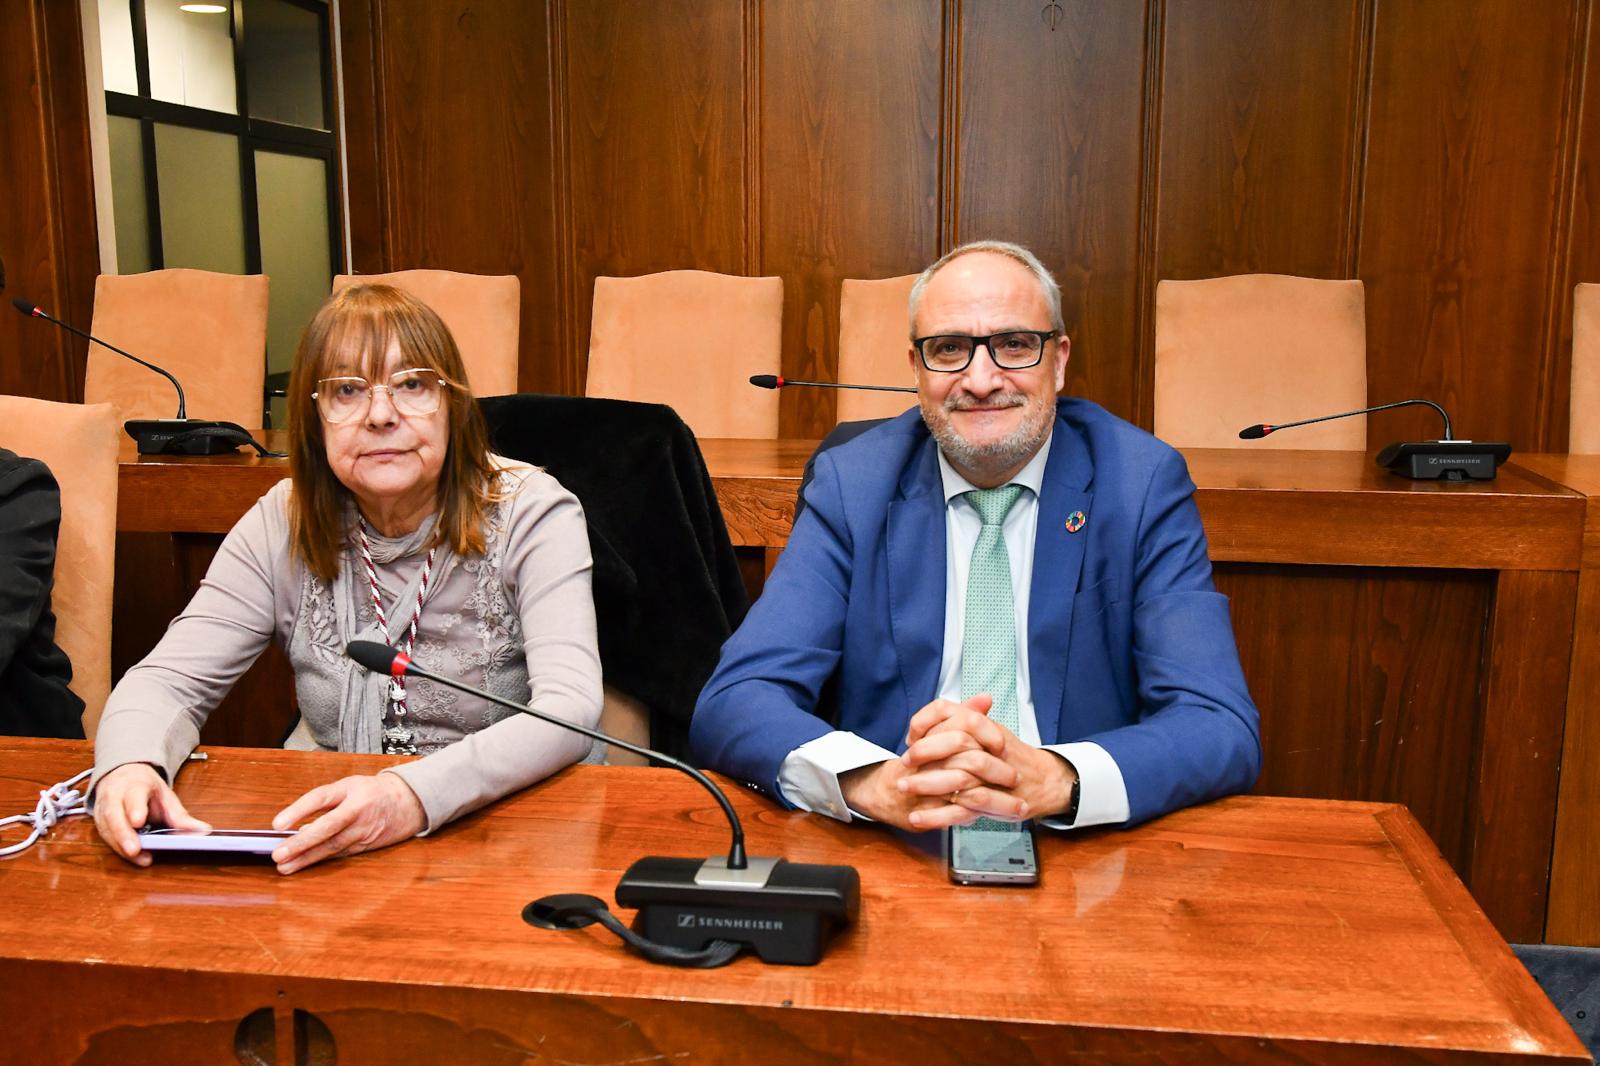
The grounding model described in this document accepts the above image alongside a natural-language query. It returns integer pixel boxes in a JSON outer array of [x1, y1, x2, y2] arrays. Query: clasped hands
[[93, 762, 427, 874], [840, 694, 1076, 831]]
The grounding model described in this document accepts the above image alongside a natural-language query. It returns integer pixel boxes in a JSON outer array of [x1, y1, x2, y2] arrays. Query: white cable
[[0, 767, 93, 857]]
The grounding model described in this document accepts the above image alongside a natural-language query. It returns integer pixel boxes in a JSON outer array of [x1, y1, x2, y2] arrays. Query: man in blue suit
[[691, 241, 1260, 832]]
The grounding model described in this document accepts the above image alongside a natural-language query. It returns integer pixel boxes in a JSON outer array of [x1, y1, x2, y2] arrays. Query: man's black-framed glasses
[[914, 330, 1057, 373]]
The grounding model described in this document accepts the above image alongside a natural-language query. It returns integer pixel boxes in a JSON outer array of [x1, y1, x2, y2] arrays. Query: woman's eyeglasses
[[312, 368, 451, 424]]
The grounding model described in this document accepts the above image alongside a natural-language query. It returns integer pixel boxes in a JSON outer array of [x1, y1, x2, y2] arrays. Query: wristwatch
[[1062, 762, 1082, 825]]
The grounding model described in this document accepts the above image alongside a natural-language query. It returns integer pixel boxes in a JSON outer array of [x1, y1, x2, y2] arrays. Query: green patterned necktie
[[959, 484, 1026, 733]]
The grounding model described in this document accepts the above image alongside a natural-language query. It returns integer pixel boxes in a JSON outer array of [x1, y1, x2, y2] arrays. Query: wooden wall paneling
[[334, 0, 388, 275], [0, 0, 99, 402], [1155, 0, 1365, 282], [37, 0, 98, 383], [955, 0, 1149, 423], [1468, 568, 1579, 943], [760, 0, 942, 438], [1359, 0, 1580, 450], [564, 0, 749, 397], [1550, 2, 1600, 450], [330, 1, 1597, 441], [1131, 0, 1164, 431], [1140, 0, 1370, 429], [356, 0, 567, 394], [1217, 564, 1492, 876], [1528, 3, 1591, 456]]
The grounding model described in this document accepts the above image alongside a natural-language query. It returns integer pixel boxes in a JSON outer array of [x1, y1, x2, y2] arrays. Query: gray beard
[[922, 394, 1054, 482]]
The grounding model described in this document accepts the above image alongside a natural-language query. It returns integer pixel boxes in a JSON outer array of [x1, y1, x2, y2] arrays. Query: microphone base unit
[[126, 419, 251, 456], [615, 855, 861, 966], [1375, 440, 1512, 481]]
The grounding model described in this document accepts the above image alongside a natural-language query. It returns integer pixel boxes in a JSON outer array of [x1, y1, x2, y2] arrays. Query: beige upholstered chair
[[585, 271, 783, 438], [1573, 283, 1599, 453], [1154, 275, 1368, 450], [84, 269, 268, 429], [0, 397, 120, 733], [333, 270, 521, 397], [837, 274, 920, 424]]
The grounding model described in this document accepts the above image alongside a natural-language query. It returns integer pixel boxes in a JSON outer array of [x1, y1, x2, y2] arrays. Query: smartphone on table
[[137, 828, 297, 856], [946, 818, 1039, 886]]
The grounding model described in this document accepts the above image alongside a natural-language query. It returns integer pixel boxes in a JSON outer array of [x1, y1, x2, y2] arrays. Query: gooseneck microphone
[[750, 373, 915, 394], [12, 297, 276, 457], [346, 639, 747, 866], [1238, 398, 1511, 481], [14, 297, 192, 418], [1239, 398, 1455, 442], [345, 640, 859, 967]]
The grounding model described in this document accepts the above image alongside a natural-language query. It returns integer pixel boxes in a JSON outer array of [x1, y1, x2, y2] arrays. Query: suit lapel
[[1028, 412, 1093, 746], [886, 439, 946, 734]]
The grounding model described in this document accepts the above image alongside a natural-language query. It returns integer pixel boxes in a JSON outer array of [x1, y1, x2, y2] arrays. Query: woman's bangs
[[316, 306, 398, 383]]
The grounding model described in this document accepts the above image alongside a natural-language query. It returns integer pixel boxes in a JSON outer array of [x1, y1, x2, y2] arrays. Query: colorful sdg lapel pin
[[1065, 510, 1087, 534]]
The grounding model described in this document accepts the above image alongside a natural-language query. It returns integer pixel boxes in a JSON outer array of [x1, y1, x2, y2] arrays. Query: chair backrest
[[585, 271, 782, 438], [1154, 274, 1368, 450], [333, 270, 521, 398], [838, 275, 920, 424], [1573, 283, 1600, 453], [85, 269, 268, 429], [0, 397, 120, 732]]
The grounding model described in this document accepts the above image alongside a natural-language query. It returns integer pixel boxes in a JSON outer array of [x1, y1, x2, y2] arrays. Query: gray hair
[[907, 240, 1065, 340]]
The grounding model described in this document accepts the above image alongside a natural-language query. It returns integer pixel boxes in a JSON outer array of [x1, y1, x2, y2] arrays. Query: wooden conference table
[[113, 434, 1590, 947], [0, 738, 1584, 1062]]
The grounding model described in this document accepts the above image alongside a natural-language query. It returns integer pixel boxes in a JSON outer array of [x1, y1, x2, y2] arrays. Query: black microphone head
[[1238, 424, 1270, 440], [749, 374, 781, 389], [12, 296, 39, 316], [346, 639, 399, 674]]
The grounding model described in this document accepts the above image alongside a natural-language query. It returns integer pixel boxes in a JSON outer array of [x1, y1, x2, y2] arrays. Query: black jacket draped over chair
[[479, 395, 747, 760]]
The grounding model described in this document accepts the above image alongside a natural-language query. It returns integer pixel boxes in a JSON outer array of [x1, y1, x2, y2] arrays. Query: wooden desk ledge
[[119, 437, 1589, 568], [1186, 449, 1585, 569]]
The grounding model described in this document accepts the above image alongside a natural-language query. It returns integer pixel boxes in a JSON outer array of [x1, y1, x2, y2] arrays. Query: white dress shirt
[[777, 429, 1130, 829]]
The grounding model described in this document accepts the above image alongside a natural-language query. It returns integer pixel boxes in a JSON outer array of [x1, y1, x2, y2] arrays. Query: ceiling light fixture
[[178, 3, 228, 13]]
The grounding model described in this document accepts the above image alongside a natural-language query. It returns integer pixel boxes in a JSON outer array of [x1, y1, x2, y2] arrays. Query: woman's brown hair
[[286, 284, 501, 581]]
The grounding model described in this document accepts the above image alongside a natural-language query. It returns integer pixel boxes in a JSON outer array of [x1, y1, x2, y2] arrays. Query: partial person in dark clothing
[[0, 449, 86, 738]]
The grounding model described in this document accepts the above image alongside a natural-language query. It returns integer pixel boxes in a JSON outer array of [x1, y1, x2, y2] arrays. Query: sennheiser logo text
[[678, 915, 784, 931]]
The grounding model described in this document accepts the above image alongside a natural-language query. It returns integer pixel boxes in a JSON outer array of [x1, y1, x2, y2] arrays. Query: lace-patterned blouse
[[93, 461, 603, 831]]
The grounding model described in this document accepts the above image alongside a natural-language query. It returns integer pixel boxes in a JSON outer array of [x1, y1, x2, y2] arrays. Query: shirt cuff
[[1039, 741, 1128, 830], [778, 731, 898, 822]]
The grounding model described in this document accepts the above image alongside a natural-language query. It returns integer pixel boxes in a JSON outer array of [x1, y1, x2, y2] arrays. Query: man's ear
[[1053, 335, 1070, 391]]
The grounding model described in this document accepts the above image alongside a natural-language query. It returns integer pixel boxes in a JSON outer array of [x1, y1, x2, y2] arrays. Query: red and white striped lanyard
[[356, 517, 436, 721]]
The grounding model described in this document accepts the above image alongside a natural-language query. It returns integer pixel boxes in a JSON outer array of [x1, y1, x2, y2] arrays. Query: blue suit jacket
[[690, 399, 1261, 826]]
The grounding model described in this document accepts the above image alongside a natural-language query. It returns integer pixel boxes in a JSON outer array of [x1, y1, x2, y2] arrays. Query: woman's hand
[[92, 762, 212, 866], [269, 773, 427, 874]]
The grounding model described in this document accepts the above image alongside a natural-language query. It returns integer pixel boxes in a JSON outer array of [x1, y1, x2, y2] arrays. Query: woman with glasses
[[91, 284, 602, 873]]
